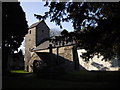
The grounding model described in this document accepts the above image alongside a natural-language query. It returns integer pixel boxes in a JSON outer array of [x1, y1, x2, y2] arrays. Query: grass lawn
[[10, 70, 31, 74], [2, 71, 120, 88]]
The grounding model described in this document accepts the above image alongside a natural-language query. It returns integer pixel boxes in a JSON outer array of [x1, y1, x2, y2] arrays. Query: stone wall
[[25, 27, 36, 49], [36, 22, 50, 46], [24, 21, 50, 72], [24, 27, 36, 71], [26, 45, 77, 72], [25, 44, 120, 72], [77, 49, 120, 71]]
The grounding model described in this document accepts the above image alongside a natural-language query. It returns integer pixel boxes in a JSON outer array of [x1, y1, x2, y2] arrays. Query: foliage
[[40, 2, 120, 61], [61, 29, 68, 36], [75, 2, 120, 61], [43, 2, 106, 29], [2, 2, 28, 74], [2, 2, 28, 53]]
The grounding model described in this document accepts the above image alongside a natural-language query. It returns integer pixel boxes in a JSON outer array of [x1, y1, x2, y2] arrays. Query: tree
[[76, 2, 120, 61], [2, 2, 28, 75], [50, 28, 61, 37], [40, 2, 120, 61], [61, 29, 68, 36], [34, 14, 44, 21]]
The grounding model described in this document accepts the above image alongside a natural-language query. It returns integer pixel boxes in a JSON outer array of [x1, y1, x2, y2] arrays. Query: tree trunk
[[72, 45, 79, 70]]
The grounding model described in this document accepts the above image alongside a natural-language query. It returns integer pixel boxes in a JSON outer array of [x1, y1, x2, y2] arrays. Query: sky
[[18, 1, 74, 54], [20, 2, 74, 31]]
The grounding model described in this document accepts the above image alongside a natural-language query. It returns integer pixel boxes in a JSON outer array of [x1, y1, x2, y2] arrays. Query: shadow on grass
[[2, 71, 120, 88], [36, 71, 120, 82]]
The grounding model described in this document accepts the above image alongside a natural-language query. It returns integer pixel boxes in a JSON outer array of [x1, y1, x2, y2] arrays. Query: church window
[[42, 30, 44, 33], [29, 30, 31, 34]]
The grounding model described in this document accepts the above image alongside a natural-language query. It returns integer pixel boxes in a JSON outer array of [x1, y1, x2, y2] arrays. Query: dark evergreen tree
[[2, 2, 28, 75]]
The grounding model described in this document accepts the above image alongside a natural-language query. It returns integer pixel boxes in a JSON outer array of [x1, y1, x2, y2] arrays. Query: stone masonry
[[24, 20, 50, 72]]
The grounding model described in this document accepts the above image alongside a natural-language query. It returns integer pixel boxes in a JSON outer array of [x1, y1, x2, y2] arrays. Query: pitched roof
[[29, 20, 50, 30], [33, 40, 50, 51], [29, 20, 42, 29]]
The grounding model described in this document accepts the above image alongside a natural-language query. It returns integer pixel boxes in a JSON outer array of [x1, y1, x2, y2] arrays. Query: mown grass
[[3, 71, 119, 88], [10, 70, 31, 74]]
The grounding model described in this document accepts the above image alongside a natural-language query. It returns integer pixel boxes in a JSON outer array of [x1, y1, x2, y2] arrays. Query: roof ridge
[[29, 20, 43, 29]]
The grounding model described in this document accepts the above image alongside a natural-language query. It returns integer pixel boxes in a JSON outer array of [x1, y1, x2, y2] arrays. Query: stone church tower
[[24, 20, 50, 71]]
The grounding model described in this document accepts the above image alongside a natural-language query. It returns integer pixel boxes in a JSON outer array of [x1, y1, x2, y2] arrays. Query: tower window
[[29, 30, 31, 34], [42, 30, 44, 33]]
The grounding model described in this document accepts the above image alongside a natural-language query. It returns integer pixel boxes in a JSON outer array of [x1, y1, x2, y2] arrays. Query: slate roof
[[29, 20, 50, 30], [33, 40, 50, 51], [29, 20, 42, 29]]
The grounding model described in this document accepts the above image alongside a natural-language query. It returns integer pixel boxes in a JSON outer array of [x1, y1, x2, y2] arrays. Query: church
[[24, 20, 50, 72], [24, 20, 120, 73], [24, 20, 78, 73]]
